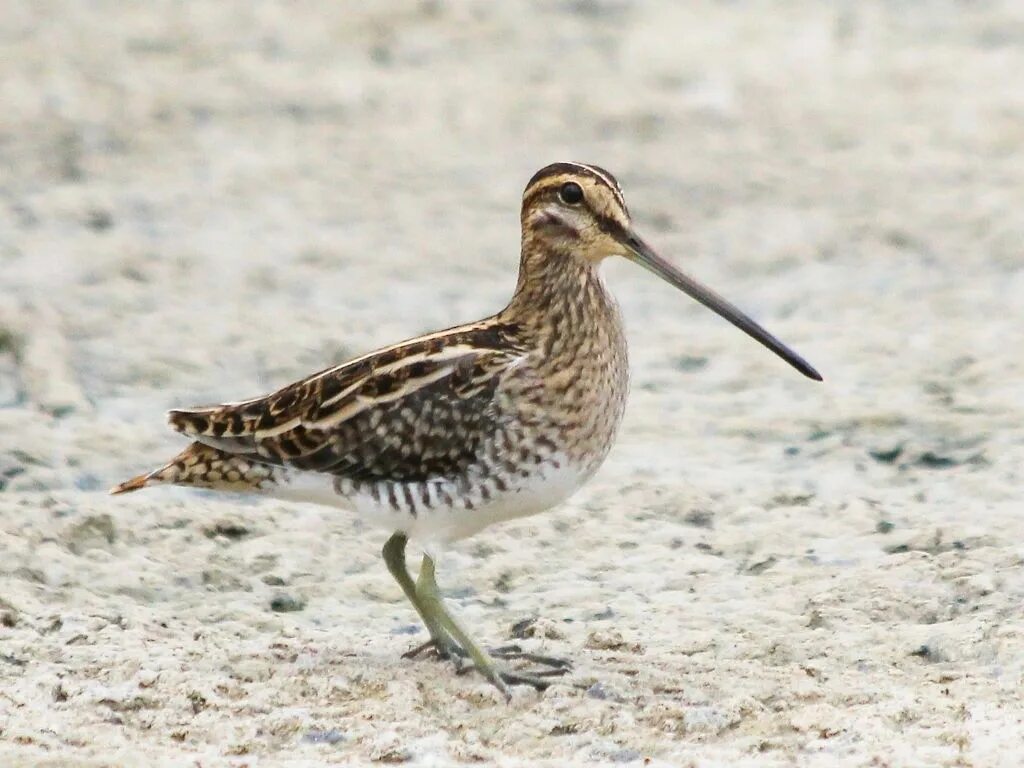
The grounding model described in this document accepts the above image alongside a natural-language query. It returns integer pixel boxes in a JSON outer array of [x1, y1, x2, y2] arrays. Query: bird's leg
[[415, 552, 510, 697], [414, 553, 569, 699], [381, 533, 462, 662]]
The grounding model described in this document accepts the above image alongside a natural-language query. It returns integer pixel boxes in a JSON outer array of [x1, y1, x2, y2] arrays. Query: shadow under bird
[[112, 162, 821, 698]]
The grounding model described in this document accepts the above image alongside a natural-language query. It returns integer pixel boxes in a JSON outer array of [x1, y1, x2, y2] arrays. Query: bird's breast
[[504, 292, 630, 479]]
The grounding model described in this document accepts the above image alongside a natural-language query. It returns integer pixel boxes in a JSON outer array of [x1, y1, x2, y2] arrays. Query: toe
[[401, 639, 437, 659], [403, 636, 466, 661], [500, 671, 559, 691], [491, 648, 572, 669], [484, 670, 513, 701]]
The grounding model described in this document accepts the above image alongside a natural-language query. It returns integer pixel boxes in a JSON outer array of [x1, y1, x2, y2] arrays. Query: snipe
[[112, 162, 821, 698]]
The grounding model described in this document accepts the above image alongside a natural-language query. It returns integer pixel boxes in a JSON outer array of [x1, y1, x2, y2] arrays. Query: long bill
[[621, 231, 823, 381]]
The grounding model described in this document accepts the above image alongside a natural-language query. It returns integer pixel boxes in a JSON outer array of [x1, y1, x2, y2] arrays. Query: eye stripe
[[520, 183, 630, 235], [593, 212, 625, 236], [522, 163, 628, 216]]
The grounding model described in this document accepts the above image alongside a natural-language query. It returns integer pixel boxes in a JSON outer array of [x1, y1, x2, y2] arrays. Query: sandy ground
[[2, 1, 1024, 765]]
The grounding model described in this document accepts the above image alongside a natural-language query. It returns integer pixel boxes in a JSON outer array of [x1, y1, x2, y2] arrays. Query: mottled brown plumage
[[112, 162, 820, 698], [167, 324, 526, 482]]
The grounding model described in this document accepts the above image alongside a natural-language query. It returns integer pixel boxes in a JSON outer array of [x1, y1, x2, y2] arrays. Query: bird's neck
[[501, 240, 622, 343], [499, 236, 631, 478]]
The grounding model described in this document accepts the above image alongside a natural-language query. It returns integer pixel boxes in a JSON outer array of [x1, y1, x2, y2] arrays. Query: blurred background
[[2, 1, 1021, 488], [1, 2, 1023, 765]]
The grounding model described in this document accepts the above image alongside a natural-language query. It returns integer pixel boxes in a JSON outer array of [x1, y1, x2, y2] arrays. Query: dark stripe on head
[[593, 211, 627, 236], [524, 162, 634, 234], [524, 162, 627, 211]]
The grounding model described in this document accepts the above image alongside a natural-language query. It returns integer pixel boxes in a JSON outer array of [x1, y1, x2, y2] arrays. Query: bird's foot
[[404, 640, 570, 669], [402, 635, 464, 662], [456, 658, 570, 693], [403, 639, 571, 696], [460, 644, 571, 696]]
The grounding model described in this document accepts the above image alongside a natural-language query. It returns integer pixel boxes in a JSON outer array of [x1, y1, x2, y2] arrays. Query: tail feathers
[[110, 456, 189, 495], [109, 442, 279, 495], [110, 471, 157, 495]]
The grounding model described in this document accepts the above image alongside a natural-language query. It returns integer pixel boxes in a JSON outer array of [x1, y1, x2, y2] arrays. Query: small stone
[[746, 557, 777, 575], [683, 509, 714, 528], [549, 722, 580, 736], [586, 682, 610, 700], [869, 445, 903, 464], [137, 670, 159, 688], [390, 623, 420, 636], [204, 519, 252, 540], [609, 748, 642, 763], [85, 209, 114, 231], [585, 630, 643, 654], [98, 695, 157, 713], [188, 691, 207, 714], [915, 451, 958, 469], [910, 643, 949, 663], [303, 729, 345, 744], [270, 594, 306, 613], [695, 542, 723, 556], [509, 617, 566, 640], [673, 355, 707, 372], [371, 745, 411, 763]]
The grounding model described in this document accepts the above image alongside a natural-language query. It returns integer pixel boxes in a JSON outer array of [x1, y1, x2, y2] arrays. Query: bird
[[111, 162, 822, 699]]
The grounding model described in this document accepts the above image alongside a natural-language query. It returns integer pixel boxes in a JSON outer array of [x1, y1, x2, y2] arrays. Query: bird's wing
[[166, 323, 527, 483]]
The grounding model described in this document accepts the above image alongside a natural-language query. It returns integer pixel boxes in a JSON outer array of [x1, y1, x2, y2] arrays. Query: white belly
[[263, 455, 586, 545]]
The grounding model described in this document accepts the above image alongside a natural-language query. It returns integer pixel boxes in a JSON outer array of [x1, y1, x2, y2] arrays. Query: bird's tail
[[109, 442, 278, 495]]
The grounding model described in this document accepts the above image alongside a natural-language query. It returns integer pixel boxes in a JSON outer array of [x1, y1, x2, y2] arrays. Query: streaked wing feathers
[[167, 323, 525, 483]]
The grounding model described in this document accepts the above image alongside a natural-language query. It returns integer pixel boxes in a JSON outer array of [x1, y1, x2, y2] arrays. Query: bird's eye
[[558, 182, 584, 205]]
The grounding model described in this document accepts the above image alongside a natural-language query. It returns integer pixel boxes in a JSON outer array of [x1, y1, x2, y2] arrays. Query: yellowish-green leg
[[414, 552, 569, 699], [384, 533, 570, 696], [381, 533, 460, 660], [415, 552, 512, 698]]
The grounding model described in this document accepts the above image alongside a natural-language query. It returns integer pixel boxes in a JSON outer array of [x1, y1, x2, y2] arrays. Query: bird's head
[[520, 162, 822, 381]]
